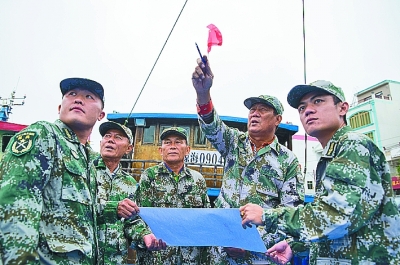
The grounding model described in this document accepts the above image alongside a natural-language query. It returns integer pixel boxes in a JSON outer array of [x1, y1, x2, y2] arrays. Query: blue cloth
[[139, 207, 267, 253]]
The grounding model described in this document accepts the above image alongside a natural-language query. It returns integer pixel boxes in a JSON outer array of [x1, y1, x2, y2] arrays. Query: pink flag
[[207, 24, 223, 53]]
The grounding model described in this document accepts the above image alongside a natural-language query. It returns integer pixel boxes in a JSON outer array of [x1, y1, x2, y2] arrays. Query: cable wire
[[124, 0, 189, 126]]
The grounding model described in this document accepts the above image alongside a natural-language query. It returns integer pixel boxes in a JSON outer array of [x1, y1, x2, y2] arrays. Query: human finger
[[158, 239, 167, 250], [194, 65, 205, 79], [117, 200, 139, 219], [147, 239, 159, 251]]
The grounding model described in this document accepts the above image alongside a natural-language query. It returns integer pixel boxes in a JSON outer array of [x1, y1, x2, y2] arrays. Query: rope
[[123, 0, 189, 126]]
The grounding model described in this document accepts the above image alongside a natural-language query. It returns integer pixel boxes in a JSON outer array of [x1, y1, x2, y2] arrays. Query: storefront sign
[[392, 176, 400, 190]]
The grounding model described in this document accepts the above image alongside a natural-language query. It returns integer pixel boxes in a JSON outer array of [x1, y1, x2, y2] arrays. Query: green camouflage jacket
[[0, 119, 98, 264], [133, 162, 211, 265], [95, 157, 151, 265], [262, 126, 400, 265], [198, 110, 304, 265]]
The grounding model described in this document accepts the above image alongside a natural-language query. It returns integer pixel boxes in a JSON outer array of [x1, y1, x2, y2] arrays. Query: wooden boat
[[106, 112, 299, 199]]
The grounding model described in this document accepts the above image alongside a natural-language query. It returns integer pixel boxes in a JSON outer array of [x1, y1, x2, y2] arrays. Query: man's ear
[[275, 114, 283, 125], [185, 145, 191, 156], [126, 144, 133, 154], [58, 104, 61, 114], [339, 102, 349, 115], [98, 111, 106, 121], [158, 146, 163, 156]]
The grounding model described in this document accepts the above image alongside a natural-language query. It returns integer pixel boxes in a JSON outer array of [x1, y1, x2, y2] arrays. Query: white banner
[[185, 150, 224, 166]]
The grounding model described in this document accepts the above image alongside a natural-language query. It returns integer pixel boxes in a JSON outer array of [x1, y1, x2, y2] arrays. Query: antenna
[[0, 90, 26, 122], [350, 86, 359, 107]]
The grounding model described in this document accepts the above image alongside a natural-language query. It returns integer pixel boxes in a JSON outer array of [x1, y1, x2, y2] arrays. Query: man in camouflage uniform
[[191, 56, 303, 264], [95, 121, 165, 265], [0, 78, 106, 264], [241, 80, 400, 264], [133, 127, 211, 265]]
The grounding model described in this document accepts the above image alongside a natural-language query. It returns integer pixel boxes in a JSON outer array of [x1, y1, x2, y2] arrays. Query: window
[[361, 95, 372, 102], [349, 111, 371, 129], [194, 125, 206, 145], [177, 125, 190, 143], [135, 118, 146, 127], [364, 131, 374, 141], [159, 124, 170, 139], [143, 125, 155, 144], [307, 180, 313, 190], [2, 134, 14, 152]]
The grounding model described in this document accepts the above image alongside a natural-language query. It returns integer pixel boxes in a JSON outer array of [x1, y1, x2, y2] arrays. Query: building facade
[[347, 80, 400, 181]]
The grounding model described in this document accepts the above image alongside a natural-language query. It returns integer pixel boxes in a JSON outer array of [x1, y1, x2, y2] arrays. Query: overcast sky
[[1, 1, 400, 151]]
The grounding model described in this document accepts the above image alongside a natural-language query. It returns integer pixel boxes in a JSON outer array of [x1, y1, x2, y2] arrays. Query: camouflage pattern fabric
[[133, 162, 211, 265], [95, 157, 151, 265], [0, 119, 98, 264], [262, 126, 400, 264], [198, 110, 304, 265]]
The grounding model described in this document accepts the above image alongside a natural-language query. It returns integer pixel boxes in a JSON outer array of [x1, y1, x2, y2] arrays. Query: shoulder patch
[[326, 141, 337, 157], [11, 131, 38, 156]]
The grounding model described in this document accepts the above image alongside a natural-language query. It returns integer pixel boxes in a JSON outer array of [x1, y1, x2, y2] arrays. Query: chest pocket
[[182, 194, 204, 208], [152, 187, 174, 207], [250, 165, 282, 208], [250, 188, 279, 209], [61, 157, 92, 205]]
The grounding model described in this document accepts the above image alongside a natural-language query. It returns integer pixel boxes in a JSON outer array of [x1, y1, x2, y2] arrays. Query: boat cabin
[[107, 112, 299, 200]]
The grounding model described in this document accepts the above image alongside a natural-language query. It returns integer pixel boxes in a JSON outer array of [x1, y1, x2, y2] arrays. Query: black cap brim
[[287, 85, 325, 108], [99, 122, 124, 137], [99, 122, 132, 144], [60, 78, 104, 103]]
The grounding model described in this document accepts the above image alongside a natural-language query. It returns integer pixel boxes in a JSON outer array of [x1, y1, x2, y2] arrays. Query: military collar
[[321, 125, 352, 158], [54, 119, 81, 144], [94, 156, 107, 169], [246, 134, 281, 155], [95, 156, 121, 172], [159, 162, 190, 175], [267, 136, 281, 153], [161, 162, 187, 173]]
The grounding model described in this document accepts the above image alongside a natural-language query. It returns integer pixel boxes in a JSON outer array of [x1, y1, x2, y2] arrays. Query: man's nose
[[304, 105, 315, 116], [74, 94, 85, 104], [106, 136, 116, 143], [250, 110, 260, 117]]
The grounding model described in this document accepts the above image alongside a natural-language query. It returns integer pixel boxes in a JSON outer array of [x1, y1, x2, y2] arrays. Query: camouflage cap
[[99, 121, 133, 144], [244, 95, 284, 115], [287, 80, 346, 108], [60, 78, 105, 105], [160, 127, 188, 141]]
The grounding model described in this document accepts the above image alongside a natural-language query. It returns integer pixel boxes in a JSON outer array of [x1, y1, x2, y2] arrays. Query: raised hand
[[191, 56, 214, 104]]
